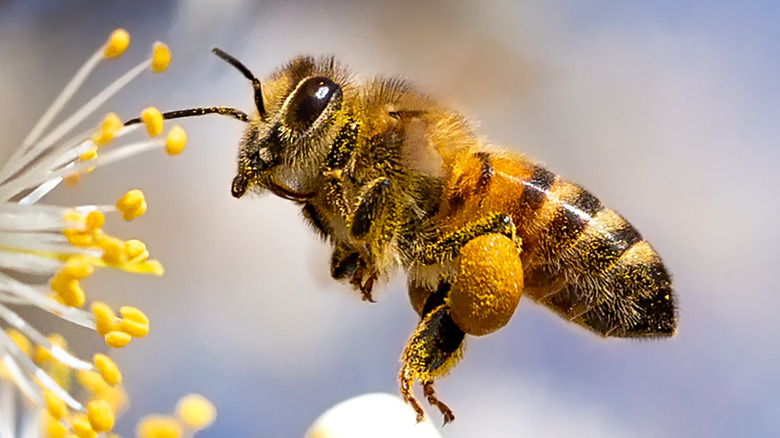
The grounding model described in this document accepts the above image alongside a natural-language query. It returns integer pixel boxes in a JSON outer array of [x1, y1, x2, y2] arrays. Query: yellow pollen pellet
[[165, 125, 187, 155], [136, 415, 182, 438], [119, 306, 149, 325], [104, 331, 132, 348], [84, 211, 104, 230], [103, 29, 130, 58], [93, 354, 122, 386], [152, 42, 172, 73], [63, 256, 94, 279], [116, 189, 147, 221], [44, 391, 68, 419], [92, 302, 118, 335], [100, 236, 126, 265], [124, 239, 149, 262], [71, 415, 97, 438], [44, 414, 67, 438], [64, 174, 80, 186], [141, 107, 164, 137], [92, 113, 122, 146], [87, 399, 115, 432], [79, 145, 98, 162], [6, 329, 30, 356], [175, 394, 217, 430]]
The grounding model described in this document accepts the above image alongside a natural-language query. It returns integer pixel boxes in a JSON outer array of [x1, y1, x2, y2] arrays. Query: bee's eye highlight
[[288, 76, 340, 128]]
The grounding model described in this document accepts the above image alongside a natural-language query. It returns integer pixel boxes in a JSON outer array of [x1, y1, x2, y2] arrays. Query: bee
[[126, 48, 677, 424]]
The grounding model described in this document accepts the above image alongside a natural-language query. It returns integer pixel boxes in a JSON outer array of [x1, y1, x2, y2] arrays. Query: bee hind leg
[[419, 212, 518, 264], [399, 301, 464, 425], [422, 379, 454, 424]]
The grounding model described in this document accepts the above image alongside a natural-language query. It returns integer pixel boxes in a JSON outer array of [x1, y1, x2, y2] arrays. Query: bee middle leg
[[330, 245, 377, 302]]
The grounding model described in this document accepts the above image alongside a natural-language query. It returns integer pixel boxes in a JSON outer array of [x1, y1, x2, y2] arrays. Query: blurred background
[[1, 0, 779, 436]]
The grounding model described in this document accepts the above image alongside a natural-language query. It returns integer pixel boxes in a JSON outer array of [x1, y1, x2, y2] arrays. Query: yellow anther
[[43, 414, 67, 438], [92, 113, 122, 146], [35, 333, 67, 365], [141, 107, 164, 137], [63, 229, 93, 248], [62, 210, 85, 224], [6, 329, 31, 356], [50, 276, 85, 307], [79, 145, 98, 162], [136, 415, 182, 438], [119, 306, 149, 325], [44, 391, 68, 419], [50, 276, 85, 308], [175, 394, 217, 430], [93, 353, 122, 386], [78, 370, 111, 396], [124, 239, 149, 262], [116, 189, 147, 221], [152, 42, 172, 73], [87, 399, 115, 432], [92, 384, 128, 413], [165, 125, 187, 156], [119, 318, 149, 338], [84, 211, 104, 230], [103, 29, 130, 58], [64, 174, 80, 186], [104, 331, 132, 348], [63, 256, 94, 279], [92, 302, 118, 336], [100, 236, 127, 265], [71, 415, 97, 438]]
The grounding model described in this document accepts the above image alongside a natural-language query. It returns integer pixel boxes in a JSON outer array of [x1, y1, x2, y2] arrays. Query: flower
[[305, 393, 441, 438], [0, 28, 186, 437]]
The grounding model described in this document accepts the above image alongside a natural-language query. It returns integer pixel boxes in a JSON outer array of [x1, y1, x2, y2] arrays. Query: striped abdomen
[[441, 150, 677, 338]]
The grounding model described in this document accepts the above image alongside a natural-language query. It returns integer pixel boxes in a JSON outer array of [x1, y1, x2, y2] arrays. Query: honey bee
[[127, 48, 677, 424]]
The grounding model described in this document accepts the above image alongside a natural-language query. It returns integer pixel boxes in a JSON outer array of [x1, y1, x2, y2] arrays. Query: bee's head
[[233, 54, 350, 201], [123, 48, 350, 202]]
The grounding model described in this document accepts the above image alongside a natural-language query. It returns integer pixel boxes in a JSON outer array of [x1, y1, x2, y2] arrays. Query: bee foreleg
[[420, 212, 517, 264], [399, 302, 464, 424], [321, 118, 359, 217], [350, 177, 391, 238]]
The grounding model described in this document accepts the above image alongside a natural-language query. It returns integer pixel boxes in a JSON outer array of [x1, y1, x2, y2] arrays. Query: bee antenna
[[123, 107, 249, 126], [211, 47, 266, 116]]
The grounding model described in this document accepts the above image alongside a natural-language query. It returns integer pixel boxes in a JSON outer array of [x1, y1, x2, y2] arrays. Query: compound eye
[[288, 76, 340, 128]]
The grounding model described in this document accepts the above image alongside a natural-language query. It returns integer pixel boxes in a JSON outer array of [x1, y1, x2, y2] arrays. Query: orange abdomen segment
[[439, 149, 676, 338]]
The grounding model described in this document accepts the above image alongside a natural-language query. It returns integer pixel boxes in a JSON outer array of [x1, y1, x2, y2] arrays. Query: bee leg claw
[[360, 273, 377, 302], [422, 379, 454, 425], [399, 366, 426, 423], [350, 262, 377, 302]]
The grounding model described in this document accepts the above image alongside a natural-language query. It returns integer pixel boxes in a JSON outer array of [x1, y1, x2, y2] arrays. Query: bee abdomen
[[444, 154, 677, 338], [521, 185, 677, 337]]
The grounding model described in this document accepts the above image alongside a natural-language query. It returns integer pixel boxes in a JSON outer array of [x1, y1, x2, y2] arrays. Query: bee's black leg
[[399, 301, 464, 425], [419, 212, 518, 265], [350, 177, 391, 238], [321, 118, 359, 217]]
